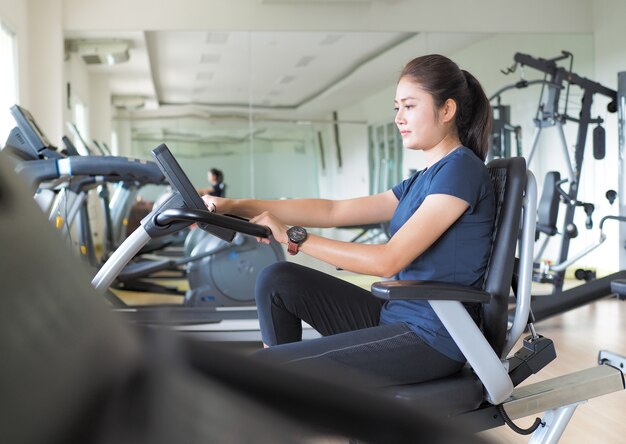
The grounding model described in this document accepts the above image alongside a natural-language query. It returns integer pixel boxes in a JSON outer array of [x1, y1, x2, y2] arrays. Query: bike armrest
[[371, 280, 491, 303]]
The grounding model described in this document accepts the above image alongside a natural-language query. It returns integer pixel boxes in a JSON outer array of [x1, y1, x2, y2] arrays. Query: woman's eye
[[393, 107, 399, 113]]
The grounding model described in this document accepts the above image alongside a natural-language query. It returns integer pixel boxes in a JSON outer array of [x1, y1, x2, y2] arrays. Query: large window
[[368, 122, 403, 194], [0, 22, 17, 144]]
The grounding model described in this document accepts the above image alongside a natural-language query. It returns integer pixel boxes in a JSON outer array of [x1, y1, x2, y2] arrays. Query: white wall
[[61, 0, 592, 34], [24, 0, 64, 144], [89, 74, 112, 149]]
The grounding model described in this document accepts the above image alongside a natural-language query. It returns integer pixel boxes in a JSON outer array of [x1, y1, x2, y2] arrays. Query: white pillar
[[25, 0, 64, 144]]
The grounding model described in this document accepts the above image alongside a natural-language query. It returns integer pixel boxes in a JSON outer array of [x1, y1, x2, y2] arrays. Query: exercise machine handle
[[155, 208, 272, 238]]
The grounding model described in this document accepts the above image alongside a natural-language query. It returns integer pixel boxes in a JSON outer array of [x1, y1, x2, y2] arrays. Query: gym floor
[[116, 262, 626, 443]]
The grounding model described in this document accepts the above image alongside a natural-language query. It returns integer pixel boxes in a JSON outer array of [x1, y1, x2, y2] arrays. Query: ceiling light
[[200, 53, 221, 63], [295, 55, 316, 67], [70, 39, 130, 65], [196, 72, 214, 80], [206, 32, 229, 44], [112, 95, 145, 109], [278, 75, 296, 84], [319, 34, 344, 46]]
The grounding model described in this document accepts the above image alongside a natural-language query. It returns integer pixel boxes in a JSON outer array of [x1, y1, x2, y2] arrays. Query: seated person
[[198, 168, 226, 197], [202, 54, 495, 386]]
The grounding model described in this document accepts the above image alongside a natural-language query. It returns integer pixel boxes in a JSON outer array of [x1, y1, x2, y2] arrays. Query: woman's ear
[[440, 99, 457, 123]]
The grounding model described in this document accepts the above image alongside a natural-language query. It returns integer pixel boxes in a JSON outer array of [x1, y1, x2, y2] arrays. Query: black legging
[[253, 262, 464, 386]]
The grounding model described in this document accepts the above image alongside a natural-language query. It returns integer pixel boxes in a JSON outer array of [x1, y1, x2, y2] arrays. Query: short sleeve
[[392, 179, 407, 200], [392, 170, 422, 200], [427, 153, 487, 211]]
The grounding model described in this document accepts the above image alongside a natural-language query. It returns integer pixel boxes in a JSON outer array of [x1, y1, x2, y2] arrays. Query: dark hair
[[399, 54, 492, 161], [210, 168, 224, 183]]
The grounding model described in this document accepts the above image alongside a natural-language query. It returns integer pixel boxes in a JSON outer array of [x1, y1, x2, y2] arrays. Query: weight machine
[[499, 52, 626, 321]]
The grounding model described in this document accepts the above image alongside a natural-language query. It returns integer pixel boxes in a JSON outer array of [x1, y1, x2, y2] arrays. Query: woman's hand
[[201, 195, 229, 214], [249, 211, 289, 245]]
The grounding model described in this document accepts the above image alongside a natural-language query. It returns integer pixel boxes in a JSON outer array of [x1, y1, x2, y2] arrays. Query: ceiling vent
[[68, 40, 130, 65]]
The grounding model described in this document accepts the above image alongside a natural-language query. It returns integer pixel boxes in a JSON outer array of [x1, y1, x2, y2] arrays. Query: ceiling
[[65, 30, 493, 116], [63, 29, 492, 151]]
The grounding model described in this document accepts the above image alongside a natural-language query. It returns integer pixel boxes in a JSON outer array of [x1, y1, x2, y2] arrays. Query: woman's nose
[[395, 111, 405, 125]]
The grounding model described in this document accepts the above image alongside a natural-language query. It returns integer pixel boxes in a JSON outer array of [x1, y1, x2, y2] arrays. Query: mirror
[[63, 30, 595, 210]]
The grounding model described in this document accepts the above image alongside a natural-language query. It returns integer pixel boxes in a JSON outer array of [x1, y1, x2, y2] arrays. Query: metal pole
[[553, 91, 594, 294], [527, 125, 542, 167], [618, 72, 626, 270], [555, 121, 576, 183]]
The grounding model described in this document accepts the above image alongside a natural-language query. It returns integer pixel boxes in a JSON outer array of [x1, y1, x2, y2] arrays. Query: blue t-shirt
[[379, 147, 495, 362], [209, 182, 226, 197]]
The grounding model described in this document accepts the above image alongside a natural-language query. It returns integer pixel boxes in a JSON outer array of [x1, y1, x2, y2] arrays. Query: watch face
[[288, 226, 307, 243]]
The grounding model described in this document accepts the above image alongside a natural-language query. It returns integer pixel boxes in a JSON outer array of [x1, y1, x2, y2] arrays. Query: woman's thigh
[[253, 322, 464, 386], [255, 262, 385, 343]]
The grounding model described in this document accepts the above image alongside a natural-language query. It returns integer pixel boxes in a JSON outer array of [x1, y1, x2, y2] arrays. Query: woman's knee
[[255, 262, 302, 307]]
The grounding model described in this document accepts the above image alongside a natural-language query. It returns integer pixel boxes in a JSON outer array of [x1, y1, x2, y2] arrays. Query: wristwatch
[[287, 226, 308, 255]]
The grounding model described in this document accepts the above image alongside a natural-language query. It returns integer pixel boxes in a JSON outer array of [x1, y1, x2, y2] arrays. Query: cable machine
[[499, 52, 626, 321]]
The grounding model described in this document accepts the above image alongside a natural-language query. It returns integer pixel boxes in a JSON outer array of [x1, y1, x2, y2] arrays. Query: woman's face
[[208, 172, 218, 184], [394, 77, 448, 151]]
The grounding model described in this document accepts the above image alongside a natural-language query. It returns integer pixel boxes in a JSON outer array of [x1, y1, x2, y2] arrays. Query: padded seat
[[385, 367, 484, 415]]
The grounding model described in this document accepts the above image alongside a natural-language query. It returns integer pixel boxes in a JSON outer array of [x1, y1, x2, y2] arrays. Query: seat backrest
[[482, 157, 527, 357], [536, 171, 561, 236]]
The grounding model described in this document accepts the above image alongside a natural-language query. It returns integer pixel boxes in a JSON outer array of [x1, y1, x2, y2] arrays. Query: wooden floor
[[479, 295, 626, 443]]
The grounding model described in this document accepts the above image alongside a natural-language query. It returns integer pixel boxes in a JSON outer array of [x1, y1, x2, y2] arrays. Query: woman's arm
[[202, 191, 399, 228], [253, 193, 469, 278]]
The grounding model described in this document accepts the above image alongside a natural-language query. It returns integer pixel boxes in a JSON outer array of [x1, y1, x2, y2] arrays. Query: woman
[[198, 168, 226, 197], [202, 54, 494, 386]]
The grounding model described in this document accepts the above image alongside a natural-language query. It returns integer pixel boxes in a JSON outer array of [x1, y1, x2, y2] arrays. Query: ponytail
[[400, 55, 492, 161], [458, 70, 492, 161]]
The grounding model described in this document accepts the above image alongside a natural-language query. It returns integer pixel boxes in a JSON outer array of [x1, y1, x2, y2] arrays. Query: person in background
[[198, 168, 226, 197]]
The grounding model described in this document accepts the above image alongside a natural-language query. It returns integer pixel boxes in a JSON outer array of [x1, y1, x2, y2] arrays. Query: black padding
[[611, 279, 626, 296], [482, 157, 527, 357], [385, 367, 484, 415], [536, 171, 560, 236], [371, 280, 491, 303]]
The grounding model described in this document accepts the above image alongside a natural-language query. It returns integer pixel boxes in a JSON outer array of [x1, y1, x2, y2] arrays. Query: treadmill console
[[152, 143, 235, 241], [4, 105, 60, 160]]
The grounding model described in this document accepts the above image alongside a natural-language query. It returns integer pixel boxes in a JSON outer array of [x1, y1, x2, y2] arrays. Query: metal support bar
[[598, 350, 626, 373], [555, 121, 575, 183], [527, 126, 542, 167], [529, 403, 580, 444], [504, 171, 537, 357], [91, 227, 151, 292], [502, 364, 624, 420]]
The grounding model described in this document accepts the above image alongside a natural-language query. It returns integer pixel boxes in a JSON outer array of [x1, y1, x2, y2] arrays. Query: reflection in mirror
[[64, 30, 594, 213], [130, 116, 319, 200]]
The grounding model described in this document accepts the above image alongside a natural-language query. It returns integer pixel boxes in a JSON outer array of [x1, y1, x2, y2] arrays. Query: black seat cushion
[[383, 367, 484, 416], [536, 171, 561, 236]]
